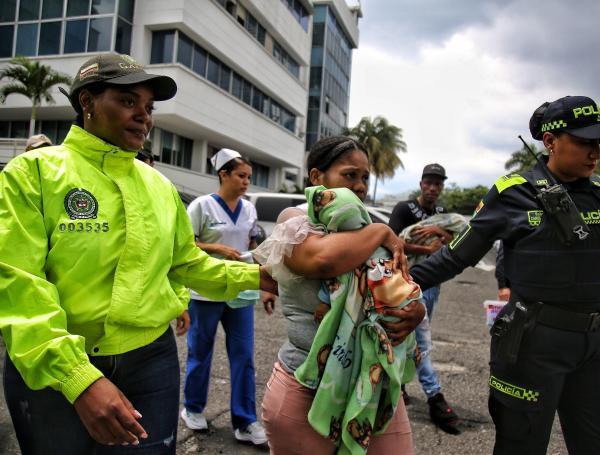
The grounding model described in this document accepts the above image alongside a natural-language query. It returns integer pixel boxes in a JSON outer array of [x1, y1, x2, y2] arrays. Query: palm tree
[[0, 56, 71, 137], [505, 142, 542, 173], [345, 116, 407, 202]]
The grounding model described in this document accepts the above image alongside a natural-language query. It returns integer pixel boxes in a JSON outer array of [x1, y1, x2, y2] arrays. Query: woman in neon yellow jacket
[[0, 54, 276, 455]]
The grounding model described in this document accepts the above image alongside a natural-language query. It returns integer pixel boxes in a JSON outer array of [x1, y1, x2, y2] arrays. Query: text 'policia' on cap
[[530, 96, 600, 140], [59, 54, 177, 111]]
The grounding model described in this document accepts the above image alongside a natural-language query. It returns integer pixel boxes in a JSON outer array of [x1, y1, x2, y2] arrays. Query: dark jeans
[[3, 328, 180, 455]]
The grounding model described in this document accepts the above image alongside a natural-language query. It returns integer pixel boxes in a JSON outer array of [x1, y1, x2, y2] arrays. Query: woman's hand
[[74, 378, 148, 446], [498, 287, 511, 301], [262, 292, 276, 315], [216, 245, 242, 260], [425, 237, 444, 255], [381, 300, 426, 345], [412, 226, 452, 244], [175, 310, 190, 336], [259, 266, 278, 295], [195, 241, 241, 260], [381, 226, 409, 279]]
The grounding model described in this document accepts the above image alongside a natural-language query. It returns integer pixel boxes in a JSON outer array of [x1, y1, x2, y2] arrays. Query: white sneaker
[[180, 408, 208, 431], [234, 421, 267, 445]]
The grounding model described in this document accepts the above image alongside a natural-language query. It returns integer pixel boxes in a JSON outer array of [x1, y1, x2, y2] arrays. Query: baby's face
[[371, 272, 419, 309], [314, 190, 337, 213]]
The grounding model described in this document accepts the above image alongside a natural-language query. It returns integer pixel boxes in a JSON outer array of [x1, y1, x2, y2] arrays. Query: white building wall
[[132, 0, 308, 117], [0, 0, 313, 195], [152, 65, 304, 168]]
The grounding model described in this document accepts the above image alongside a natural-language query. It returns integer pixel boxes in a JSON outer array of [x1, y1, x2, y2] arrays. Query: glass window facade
[[156, 129, 193, 170], [0, 1, 17, 22], [0, 119, 71, 144], [16, 23, 38, 56], [39, 20, 62, 54], [279, 0, 309, 32], [176, 33, 193, 67], [216, 1, 301, 80], [42, 0, 63, 18], [150, 30, 174, 64], [251, 162, 269, 188], [88, 16, 112, 51], [0, 25, 14, 57], [306, 5, 353, 150], [64, 18, 87, 53], [0, 0, 134, 57], [150, 29, 297, 134]]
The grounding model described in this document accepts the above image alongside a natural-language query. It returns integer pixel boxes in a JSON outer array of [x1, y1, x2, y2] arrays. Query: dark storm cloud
[[360, 0, 515, 53], [360, 0, 600, 98], [474, 0, 600, 98]]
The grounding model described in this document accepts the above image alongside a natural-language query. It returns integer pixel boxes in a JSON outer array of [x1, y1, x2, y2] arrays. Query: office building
[[306, 0, 360, 150], [0, 0, 359, 195]]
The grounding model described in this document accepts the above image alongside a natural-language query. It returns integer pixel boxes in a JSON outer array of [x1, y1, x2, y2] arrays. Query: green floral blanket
[[294, 186, 421, 454]]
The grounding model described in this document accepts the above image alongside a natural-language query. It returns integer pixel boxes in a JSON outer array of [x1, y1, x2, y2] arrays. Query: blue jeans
[[183, 300, 256, 430], [415, 286, 442, 398], [3, 328, 180, 455]]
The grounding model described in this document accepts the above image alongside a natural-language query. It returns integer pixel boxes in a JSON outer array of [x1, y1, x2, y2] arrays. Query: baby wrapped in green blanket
[[295, 186, 421, 455]]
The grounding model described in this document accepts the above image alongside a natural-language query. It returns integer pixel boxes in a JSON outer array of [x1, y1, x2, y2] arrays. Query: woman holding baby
[[256, 136, 425, 454]]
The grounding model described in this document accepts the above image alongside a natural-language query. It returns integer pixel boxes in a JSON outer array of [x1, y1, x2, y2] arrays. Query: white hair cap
[[210, 148, 242, 171]]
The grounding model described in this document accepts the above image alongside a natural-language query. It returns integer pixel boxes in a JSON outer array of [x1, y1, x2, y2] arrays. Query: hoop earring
[[87, 112, 92, 120]]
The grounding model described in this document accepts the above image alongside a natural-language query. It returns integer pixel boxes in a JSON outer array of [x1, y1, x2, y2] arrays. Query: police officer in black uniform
[[410, 95, 600, 454]]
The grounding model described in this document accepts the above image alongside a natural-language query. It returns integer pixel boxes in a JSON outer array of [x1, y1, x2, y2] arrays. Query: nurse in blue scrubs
[[180, 149, 267, 446]]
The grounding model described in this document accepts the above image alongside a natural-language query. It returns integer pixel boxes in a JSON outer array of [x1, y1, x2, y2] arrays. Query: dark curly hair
[[306, 136, 368, 173], [217, 157, 252, 184]]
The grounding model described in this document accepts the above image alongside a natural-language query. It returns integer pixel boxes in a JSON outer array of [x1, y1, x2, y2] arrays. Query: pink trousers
[[262, 362, 414, 454]]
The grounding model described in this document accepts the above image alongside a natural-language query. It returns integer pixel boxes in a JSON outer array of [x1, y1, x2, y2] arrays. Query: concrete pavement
[[0, 255, 569, 454]]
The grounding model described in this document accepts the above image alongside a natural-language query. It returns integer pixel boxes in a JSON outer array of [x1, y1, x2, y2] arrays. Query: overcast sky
[[347, 0, 600, 198]]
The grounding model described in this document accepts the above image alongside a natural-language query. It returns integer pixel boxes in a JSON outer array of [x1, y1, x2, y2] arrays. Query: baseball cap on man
[[60, 54, 177, 112], [530, 96, 600, 140], [422, 163, 447, 180], [25, 134, 52, 151]]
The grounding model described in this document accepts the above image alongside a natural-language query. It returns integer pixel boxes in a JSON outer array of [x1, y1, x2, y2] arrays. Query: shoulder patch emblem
[[527, 210, 544, 227], [473, 200, 484, 217], [64, 188, 98, 219], [495, 174, 527, 194]]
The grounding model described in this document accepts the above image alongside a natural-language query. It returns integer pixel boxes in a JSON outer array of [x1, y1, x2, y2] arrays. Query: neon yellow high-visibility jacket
[[0, 125, 259, 404]]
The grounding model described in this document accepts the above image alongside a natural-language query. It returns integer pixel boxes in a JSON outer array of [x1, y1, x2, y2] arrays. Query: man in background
[[25, 134, 52, 152], [388, 163, 461, 435]]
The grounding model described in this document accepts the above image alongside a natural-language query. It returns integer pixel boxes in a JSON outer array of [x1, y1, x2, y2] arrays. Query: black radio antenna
[[518, 135, 557, 185]]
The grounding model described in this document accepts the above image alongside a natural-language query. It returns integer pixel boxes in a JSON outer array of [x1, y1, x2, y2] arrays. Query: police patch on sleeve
[[64, 188, 98, 219]]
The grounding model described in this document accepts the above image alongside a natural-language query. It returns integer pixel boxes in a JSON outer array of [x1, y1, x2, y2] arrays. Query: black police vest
[[503, 171, 600, 305]]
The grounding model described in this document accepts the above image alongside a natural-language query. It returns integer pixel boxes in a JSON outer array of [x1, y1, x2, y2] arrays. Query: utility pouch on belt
[[492, 302, 532, 364]]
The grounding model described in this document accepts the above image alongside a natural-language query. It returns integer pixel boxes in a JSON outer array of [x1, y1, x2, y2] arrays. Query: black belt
[[536, 304, 600, 332]]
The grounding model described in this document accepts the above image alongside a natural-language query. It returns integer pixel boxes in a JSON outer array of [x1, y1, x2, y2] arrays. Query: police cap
[[60, 54, 177, 113], [530, 96, 600, 140]]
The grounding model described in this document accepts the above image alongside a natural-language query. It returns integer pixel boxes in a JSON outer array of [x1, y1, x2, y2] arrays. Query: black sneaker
[[401, 384, 410, 406], [427, 393, 460, 435]]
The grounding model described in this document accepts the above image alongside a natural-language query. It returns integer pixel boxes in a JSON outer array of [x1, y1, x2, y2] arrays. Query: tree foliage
[[0, 56, 71, 136], [438, 184, 489, 214], [505, 141, 600, 176], [409, 183, 489, 215], [504, 142, 542, 173], [344, 116, 407, 202]]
